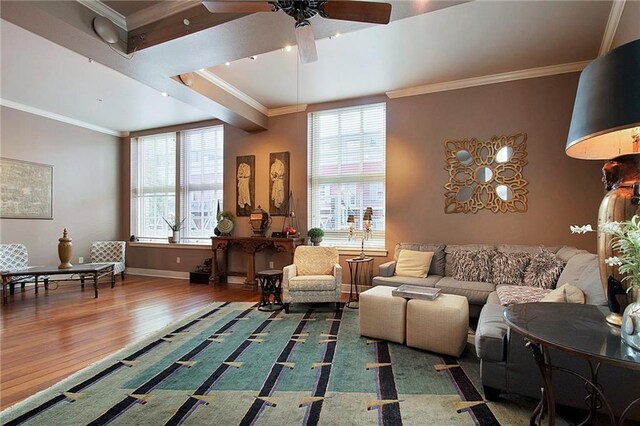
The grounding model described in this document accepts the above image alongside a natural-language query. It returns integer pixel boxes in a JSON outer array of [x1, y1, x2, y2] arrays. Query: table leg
[[2, 276, 8, 304], [34, 276, 39, 294], [211, 248, 219, 285], [110, 266, 116, 288], [347, 262, 358, 309], [245, 251, 257, 286], [526, 340, 555, 426], [93, 272, 99, 298]]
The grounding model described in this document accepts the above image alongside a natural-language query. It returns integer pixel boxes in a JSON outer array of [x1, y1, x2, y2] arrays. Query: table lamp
[[565, 38, 640, 326]]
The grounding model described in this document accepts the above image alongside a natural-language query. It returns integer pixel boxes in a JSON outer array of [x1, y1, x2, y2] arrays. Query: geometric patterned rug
[[0, 302, 565, 425]]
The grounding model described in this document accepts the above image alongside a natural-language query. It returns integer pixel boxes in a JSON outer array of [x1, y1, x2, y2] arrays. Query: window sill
[[128, 242, 210, 250], [335, 247, 388, 257]]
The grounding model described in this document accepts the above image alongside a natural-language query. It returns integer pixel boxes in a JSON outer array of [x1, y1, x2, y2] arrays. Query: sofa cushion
[[395, 250, 433, 278], [445, 244, 495, 276], [294, 246, 338, 276], [491, 252, 531, 286], [556, 253, 606, 305], [523, 249, 564, 289], [486, 290, 501, 305], [435, 277, 495, 304], [372, 275, 442, 288], [497, 244, 561, 255], [393, 243, 446, 276], [540, 283, 585, 304], [555, 246, 589, 263], [496, 285, 550, 306], [475, 303, 508, 362], [452, 250, 494, 282], [288, 275, 336, 291]]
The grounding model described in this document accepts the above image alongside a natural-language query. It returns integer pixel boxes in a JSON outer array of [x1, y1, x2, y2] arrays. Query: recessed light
[[183, 18, 190, 26], [284, 45, 292, 52], [335, 32, 341, 38], [225, 62, 230, 66], [249, 55, 257, 60], [161, 92, 168, 97], [97, 98, 103, 102]]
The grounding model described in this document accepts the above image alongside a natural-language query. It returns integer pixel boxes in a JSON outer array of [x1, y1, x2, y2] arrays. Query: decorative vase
[[173, 230, 180, 243], [622, 289, 640, 351], [58, 228, 73, 269], [311, 237, 322, 246]]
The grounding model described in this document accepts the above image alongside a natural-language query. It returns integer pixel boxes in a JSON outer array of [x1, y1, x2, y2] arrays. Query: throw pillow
[[395, 250, 434, 278], [496, 285, 550, 306], [523, 249, 564, 289], [540, 283, 586, 303], [491, 252, 531, 286], [452, 250, 494, 282]]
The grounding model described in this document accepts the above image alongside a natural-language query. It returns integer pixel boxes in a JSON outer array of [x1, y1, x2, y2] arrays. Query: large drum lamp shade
[[566, 38, 640, 159]]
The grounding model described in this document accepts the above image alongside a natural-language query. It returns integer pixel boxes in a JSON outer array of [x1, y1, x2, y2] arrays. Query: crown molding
[[268, 104, 308, 117], [385, 60, 591, 99], [76, 0, 127, 30], [195, 69, 269, 116], [599, 0, 626, 56], [0, 99, 126, 137], [126, 0, 202, 30]]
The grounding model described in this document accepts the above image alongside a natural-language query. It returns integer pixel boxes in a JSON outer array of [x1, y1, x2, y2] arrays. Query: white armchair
[[282, 246, 342, 313]]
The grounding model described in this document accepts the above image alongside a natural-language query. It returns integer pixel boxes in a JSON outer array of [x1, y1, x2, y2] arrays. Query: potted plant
[[307, 227, 324, 246], [163, 216, 186, 243]]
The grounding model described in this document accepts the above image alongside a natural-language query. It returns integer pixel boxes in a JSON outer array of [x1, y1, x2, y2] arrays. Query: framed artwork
[[269, 151, 290, 216], [236, 155, 255, 217], [0, 157, 53, 219]]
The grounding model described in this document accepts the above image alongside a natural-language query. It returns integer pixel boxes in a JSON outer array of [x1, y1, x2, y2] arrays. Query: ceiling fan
[[201, 0, 392, 64]]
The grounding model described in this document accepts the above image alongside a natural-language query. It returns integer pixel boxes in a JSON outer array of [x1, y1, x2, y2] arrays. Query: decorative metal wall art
[[269, 152, 290, 216], [0, 158, 53, 219], [236, 155, 255, 217], [444, 133, 528, 214]]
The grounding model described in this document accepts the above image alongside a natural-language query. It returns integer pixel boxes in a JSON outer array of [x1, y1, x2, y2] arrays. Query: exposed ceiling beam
[[598, 0, 626, 56]]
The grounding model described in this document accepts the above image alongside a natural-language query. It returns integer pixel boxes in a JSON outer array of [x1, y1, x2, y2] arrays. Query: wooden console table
[[210, 236, 304, 286]]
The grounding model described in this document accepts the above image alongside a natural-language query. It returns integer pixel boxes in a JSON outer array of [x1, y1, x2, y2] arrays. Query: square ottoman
[[406, 294, 469, 357], [359, 285, 407, 344]]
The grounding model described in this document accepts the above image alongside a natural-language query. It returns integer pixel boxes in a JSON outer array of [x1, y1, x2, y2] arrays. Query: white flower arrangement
[[571, 215, 640, 290]]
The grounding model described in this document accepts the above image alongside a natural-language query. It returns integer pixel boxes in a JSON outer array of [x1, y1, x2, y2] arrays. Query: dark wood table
[[504, 303, 640, 426], [210, 236, 304, 286], [1, 263, 115, 304], [346, 257, 373, 309]]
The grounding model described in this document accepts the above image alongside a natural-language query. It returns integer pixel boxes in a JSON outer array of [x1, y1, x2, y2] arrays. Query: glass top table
[[505, 303, 640, 425]]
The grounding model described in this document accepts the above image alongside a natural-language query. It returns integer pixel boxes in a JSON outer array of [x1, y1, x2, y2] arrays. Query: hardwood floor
[[0, 275, 261, 410]]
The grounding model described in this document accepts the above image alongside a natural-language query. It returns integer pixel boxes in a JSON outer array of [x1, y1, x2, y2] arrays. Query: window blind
[[307, 103, 386, 248], [180, 126, 224, 242], [131, 132, 177, 240]]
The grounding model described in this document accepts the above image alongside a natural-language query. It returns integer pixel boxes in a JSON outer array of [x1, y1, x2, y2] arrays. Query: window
[[131, 125, 223, 243], [307, 103, 386, 249]]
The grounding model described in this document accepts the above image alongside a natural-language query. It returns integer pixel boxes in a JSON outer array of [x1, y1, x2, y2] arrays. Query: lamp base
[[606, 312, 622, 327]]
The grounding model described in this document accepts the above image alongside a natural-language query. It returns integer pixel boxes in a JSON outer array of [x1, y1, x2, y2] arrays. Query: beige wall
[[611, 3, 640, 49], [126, 72, 603, 279], [0, 106, 122, 265]]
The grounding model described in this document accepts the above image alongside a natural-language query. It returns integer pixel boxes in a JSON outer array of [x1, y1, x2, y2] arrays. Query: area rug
[[1, 302, 560, 425]]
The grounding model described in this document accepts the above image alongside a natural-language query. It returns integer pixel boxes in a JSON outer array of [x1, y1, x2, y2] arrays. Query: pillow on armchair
[[294, 246, 338, 275]]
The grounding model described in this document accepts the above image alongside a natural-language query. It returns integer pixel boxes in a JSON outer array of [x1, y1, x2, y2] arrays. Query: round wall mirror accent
[[496, 184, 513, 201], [456, 186, 473, 201], [456, 150, 473, 165], [475, 167, 493, 183], [496, 146, 513, 163]]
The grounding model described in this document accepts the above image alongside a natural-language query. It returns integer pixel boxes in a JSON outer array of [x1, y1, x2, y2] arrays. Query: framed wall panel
[[0, 158, 53, 219]]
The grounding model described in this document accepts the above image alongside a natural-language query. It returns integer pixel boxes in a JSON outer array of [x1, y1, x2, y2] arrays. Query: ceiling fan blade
[[295, 25, 318, 64], [202, 1, 272, 13], [323, 1, 392, 24]]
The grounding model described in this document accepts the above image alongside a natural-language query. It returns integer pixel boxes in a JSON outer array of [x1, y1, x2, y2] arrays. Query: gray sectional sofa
[[373, 242, 640, 418]]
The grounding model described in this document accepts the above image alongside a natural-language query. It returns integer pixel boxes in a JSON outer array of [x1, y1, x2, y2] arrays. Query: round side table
[[257, 269, 284, 312], [346, 257, 373, 309]]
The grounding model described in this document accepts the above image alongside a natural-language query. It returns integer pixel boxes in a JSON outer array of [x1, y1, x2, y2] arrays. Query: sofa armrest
[[475, 303, 508, 362], [379, 261, 396, 277], [333, 264, 343, 285], [283, 264, 297, 285]]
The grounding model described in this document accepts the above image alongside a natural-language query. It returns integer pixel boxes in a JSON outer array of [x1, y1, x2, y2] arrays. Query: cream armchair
[[282, 246, 342, 313]]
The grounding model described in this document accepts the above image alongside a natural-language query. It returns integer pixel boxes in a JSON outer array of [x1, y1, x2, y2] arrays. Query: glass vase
[[622, 288, 640, 351]]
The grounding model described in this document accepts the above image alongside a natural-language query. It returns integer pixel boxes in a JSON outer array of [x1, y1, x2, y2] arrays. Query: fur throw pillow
[[523, 249, 564, 289], [491, 252, 531, 286], [452, 250, 494, 282]]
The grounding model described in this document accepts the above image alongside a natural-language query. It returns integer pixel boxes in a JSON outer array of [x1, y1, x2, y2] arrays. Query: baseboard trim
[[125, 268, 189, 279]]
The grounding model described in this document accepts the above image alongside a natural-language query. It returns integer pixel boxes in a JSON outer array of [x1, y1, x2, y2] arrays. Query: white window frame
[[307, 103, 386, 250], [131, 125, 223, 244]]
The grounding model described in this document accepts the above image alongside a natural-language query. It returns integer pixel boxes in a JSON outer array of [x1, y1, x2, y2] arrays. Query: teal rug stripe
[[0, 302, 562, 426]]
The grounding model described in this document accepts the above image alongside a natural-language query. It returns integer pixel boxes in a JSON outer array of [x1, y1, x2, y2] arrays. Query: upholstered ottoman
[[406, 294, 469, 357], [359, 285, 407, 344]]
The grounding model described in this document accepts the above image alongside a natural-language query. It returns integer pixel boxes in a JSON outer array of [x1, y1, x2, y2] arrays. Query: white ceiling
[[0, 19, 213, 134], [209, 0, 610, 109], [0, 0, 636, 135]]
